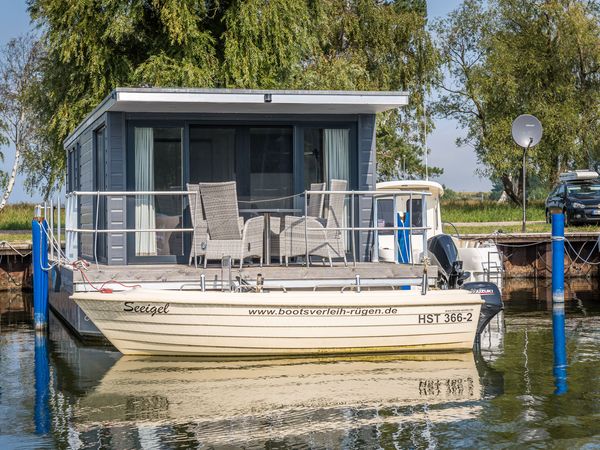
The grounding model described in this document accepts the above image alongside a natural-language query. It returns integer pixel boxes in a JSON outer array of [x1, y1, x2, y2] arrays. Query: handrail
[[63, 188, 433, 266], [68, 189, 432, 197]]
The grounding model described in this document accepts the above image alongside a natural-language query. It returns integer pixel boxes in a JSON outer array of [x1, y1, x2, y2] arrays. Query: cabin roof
[[376, 180, 445, 197], [64, 87, 409, 147]]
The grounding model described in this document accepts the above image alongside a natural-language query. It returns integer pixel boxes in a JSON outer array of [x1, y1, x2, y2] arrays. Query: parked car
[[545, 170, 600, 226]]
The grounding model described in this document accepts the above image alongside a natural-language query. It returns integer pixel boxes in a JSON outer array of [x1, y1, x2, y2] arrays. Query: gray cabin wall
[[75, 115, 106, 260], [67, 110, 379, 265], [357, 114, 376, 261], [106, 112, 127, 265]]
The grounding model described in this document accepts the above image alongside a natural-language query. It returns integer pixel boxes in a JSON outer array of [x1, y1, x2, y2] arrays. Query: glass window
[[133, 127, 183, 257], [249, 127, 293, 209], [94, 127, 106, 260], [567, 183, 600, 196], [303, 128, 324, 190], [189, 127, 236, 183], [377, 198, 394, 235]]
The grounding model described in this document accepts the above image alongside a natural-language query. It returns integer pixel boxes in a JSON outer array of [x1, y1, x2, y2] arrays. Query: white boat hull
[[73, 289, 484, 356]]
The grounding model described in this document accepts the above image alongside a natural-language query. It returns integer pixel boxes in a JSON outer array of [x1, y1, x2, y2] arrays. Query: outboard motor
[[463, 281, 503, 337], [427, 234, 470, 289]]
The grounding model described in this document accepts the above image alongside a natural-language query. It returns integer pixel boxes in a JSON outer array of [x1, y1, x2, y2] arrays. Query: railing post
[[57, 196, 61, 266], [393, 194, 398, 264], [304, 191, 309, 266], [32, 208, 49, 330], [421, 193, 427, 263], [409, 192, 413, 265], [49, 199, 54, 263], [372, 197, 379, 263], [351, 192, 356, 267]]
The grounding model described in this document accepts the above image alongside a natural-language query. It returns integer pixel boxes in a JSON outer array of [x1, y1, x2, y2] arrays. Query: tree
[[0, 34, 42, 209], [26, 0, 440, 195], [434, 0, 600, 205]]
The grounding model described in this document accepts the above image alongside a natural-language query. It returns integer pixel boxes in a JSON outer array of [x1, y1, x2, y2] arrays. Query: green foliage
[[434, 0, 600, 205], [25, 0, 441, 195]]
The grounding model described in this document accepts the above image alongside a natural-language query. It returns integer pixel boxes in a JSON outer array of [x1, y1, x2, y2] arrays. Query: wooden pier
[[0, 242, 32, 291], [462, 231, 600, 279]]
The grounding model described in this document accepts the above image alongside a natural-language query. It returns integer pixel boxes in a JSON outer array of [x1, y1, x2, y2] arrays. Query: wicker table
[[240, 208, 302, 265]]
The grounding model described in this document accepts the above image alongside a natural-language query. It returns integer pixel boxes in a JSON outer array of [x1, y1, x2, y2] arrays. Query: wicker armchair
[[199, 181, 264, 268], [307, 182, 326, 219], [186, 183, 207, 267], [269, 182, 325, 264], [280, 179, 348, 266]]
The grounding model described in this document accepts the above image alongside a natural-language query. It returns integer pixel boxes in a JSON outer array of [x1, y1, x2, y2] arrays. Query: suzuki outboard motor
[[463, 281, 503, 337], [427, 234, 470, 289]]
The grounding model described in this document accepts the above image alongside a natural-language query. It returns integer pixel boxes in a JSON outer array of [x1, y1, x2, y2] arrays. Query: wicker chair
[[199, 181, 264, 268], [280, 179, 348, 266], [186, 183, 207, 267], [307, 182, 326, 218], [269, 182, 325, 264]]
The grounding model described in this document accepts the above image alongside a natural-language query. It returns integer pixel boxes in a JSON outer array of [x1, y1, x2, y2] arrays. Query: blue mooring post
[[32, 208, 49, 330], [551, 212, 567, 395], [34, 331, 51, 434]]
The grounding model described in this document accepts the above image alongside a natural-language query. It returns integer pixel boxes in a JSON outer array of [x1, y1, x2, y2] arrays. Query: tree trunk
[[0, 145, 20, 211], [500, 172, 521, 206]]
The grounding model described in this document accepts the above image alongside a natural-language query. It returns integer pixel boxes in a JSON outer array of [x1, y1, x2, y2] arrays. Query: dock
[[462, 231, 600, 278], [0, 241, 32, 291]]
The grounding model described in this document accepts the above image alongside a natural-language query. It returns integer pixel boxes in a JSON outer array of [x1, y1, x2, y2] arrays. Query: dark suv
[[545, 177, 600, 225]]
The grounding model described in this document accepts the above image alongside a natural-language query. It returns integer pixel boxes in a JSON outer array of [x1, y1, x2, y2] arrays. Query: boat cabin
[[375, 180, 444, 263], [63, 88, 409, 266]]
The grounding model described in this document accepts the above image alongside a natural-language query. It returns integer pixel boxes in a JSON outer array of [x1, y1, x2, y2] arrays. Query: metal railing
[[61, 188, 432, 267]]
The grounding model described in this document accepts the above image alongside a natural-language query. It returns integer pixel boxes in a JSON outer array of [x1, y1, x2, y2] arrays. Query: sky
[[0, 0, 490, 203], [426, 0, 492, 192]]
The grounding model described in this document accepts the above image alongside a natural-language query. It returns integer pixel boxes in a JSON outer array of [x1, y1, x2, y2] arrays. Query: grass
[[441, 199, 547, 223], [0, 203, 38, 230]]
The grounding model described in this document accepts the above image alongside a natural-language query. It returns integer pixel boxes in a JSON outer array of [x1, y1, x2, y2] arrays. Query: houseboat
[[48, 87, 502, 355]]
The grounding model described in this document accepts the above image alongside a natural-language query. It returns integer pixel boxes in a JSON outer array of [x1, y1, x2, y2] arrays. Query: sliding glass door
[[189, 127, 236, 183], [188, 126, 293, 210], [248, 127, 293, 209], [130, 126, 184, 261], [127, 122, 352, 264], [302, 127, 351, 189]]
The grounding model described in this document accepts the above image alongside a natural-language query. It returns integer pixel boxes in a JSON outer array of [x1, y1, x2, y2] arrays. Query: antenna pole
[[521, 138, 533, 233], [423, 100, 428, 181]]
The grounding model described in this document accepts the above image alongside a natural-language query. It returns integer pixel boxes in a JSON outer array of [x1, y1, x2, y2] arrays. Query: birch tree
[[0, 34, 41, 210]]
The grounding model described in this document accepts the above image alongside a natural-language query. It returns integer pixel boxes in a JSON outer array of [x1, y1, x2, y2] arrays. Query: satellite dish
[[512, 114, 543, 148]]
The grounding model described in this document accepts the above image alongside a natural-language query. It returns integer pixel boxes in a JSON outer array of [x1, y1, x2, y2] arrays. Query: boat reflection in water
[[74, 352, 499, 447]]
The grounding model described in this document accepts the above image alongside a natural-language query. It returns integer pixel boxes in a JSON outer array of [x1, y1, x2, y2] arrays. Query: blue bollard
[[551, 213, 564, 302], [552, 302, 568, 395], [34, 331, 51, 434], [32, 217, 49, 330], [551, 212, 567, 394]]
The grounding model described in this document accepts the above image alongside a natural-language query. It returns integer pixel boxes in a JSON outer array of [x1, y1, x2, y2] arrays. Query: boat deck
[[63, 261, 438, 291]]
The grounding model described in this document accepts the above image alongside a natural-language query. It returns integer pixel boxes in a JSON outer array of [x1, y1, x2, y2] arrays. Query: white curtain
[[324, 129, 350, 182], [324, 129, 350, 249], [135, 128, 157, 256]]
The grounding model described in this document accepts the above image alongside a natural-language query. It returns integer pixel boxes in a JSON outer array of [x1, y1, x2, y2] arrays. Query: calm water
[[1, 281, 600, 449]]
